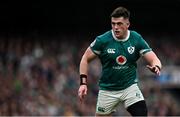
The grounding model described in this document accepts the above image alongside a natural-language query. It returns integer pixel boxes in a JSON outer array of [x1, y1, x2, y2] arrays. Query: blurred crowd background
[[0, 0, 180, 116], [0, 31, 180, 116]]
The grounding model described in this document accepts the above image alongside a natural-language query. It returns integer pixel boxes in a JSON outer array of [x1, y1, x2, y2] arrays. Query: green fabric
[[90, 30, 151, 90]]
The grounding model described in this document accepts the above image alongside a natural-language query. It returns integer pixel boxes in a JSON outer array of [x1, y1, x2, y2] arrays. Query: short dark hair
[[111, 6, 130, 19]]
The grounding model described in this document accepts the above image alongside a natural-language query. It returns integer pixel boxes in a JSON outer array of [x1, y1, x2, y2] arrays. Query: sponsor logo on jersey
[[107, 48, 115, 54], [112, 66, 129, 69], [116, 55, 127, 65], [127, 46, 135, 54]]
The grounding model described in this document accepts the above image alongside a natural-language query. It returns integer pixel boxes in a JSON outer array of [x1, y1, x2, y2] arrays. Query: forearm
[[79, 47, 97, 85], [79, 55, 89, 75], [79, 47, 97, 75], [79, 57, 89, 85], [144, 51, 162, 69], [143, 51, 162, 76]]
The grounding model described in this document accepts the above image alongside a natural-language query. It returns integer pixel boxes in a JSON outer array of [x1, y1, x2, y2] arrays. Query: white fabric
[[96, 83, 144, 115]]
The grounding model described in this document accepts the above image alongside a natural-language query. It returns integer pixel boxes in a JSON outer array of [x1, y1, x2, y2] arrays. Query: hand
[[146, 65, 161, 76], [78, 85, 88, 103]]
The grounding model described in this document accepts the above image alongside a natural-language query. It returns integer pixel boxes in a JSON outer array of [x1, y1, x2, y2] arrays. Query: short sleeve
[[90, 37, 102, 55], [138, 35, 152, 56]]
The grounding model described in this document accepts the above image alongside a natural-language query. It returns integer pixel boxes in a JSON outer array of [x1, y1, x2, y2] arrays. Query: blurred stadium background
[[0, 0, 180, 116]]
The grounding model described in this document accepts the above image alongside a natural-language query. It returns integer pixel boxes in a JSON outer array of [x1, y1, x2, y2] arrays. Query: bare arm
[[78, 47, 97, 102], [143, 51, 162, 75], [79, 47, 97, 75]]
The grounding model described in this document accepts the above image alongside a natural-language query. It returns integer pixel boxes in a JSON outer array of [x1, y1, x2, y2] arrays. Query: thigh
[[96, 90, 121, 115], [127, 100, 148, 116], [123, 84, 145, 108]]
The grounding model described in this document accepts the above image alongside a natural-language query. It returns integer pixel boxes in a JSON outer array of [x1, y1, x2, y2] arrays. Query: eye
[[111, 22, 115, 25], [117, 22, 123, 26], [111, 22, 123, 26]]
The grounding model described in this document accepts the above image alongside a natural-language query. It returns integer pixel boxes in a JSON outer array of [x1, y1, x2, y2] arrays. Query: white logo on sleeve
[[127, 46, 135, 54]]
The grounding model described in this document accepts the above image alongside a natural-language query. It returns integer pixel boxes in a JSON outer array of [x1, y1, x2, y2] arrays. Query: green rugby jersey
[[90, 30, 152, 90]]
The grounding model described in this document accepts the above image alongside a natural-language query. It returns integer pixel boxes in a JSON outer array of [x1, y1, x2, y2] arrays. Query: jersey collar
[[111, 30, 130, 42]]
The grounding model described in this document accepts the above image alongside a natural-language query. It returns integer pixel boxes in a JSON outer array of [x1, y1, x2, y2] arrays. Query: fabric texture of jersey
[[90, 30, 152, 90]]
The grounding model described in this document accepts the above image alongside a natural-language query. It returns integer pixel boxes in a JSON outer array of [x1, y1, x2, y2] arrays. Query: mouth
[[114, 31, 121, 35]]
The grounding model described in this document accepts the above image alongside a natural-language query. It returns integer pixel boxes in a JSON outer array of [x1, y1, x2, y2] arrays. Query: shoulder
[[129, 30, 146, 43], [96, 30, 112, 43], [130, 30, 142, 39]]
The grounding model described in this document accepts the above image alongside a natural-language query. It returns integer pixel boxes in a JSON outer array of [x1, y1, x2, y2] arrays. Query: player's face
[[111, 17, 130, 39]]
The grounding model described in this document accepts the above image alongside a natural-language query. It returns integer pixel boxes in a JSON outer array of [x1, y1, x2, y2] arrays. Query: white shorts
[[96, 83, 144, 115]]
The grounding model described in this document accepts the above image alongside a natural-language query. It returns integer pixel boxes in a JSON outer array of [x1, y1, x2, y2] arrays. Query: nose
[[114, 24, 119, 28]]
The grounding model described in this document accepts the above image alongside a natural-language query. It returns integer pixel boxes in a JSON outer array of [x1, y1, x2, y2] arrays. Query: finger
[[154, 67, 158, 72], [84, 89, 87, 95], [78, 91, 82, 99], [146, 65, 151, 69], [79, 94, 83, 102], [147, 65, 154, 72], [156, 70, 161, 76], [79, 96, 83, 102], [146, 65, 153, 70], [80, 95, 86, 104], [154, 67, 161, 76], [78, 91, 86, 102]]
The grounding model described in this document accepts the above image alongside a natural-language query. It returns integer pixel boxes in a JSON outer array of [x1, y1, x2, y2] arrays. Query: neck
[[112, 30, 130, 42]]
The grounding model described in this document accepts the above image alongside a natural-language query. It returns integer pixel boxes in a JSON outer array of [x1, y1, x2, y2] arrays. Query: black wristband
[[80, 74, 87, 85], [155, 65, 161, 71]]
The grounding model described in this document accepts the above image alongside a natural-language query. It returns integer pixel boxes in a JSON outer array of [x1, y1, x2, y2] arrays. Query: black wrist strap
[[80, 74, 87, 85], [155, 65, 161, 71]]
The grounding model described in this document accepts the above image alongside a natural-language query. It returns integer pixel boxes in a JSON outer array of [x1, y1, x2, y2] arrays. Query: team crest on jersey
[[116, 55, 127, 65], [127, 46, 135, 54]]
